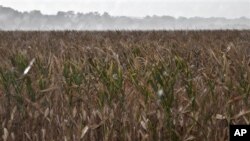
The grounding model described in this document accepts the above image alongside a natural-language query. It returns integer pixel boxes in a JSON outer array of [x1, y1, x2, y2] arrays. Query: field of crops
[[0, 31, 249, 140]]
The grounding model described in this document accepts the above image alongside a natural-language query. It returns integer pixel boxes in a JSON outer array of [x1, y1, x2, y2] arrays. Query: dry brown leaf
[[73, 106, 77, 118], [2, 128, 8, 141], [215, 114, 226, 120], [80, 126, 89, 139], [232, 110, 250, 120], [44, 108, 49, 118]]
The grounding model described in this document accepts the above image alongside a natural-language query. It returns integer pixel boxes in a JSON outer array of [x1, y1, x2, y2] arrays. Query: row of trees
[[0, 5, 250, 30]]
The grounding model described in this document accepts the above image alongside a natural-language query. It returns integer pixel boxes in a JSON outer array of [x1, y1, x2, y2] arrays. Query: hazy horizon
[[1, 0, 250, 19], [1, 2, 250, 30]]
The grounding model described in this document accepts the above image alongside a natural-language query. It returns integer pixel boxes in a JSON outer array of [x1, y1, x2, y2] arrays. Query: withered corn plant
[[0, 30, 249, 141]]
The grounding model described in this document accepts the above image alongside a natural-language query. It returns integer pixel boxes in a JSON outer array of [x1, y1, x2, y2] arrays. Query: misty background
[[0, 0, 250, 30]]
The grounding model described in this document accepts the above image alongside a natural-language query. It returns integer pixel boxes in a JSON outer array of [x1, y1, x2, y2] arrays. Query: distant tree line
[[0, 5, 250, 30]]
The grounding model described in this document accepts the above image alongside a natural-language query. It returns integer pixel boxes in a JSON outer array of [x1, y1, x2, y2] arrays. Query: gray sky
[[1, 0, 250, 18]]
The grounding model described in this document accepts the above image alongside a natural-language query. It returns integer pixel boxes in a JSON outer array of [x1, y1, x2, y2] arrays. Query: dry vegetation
[[0, 30, 249, 141]]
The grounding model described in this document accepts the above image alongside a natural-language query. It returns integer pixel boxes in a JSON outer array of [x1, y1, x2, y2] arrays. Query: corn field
[[0, 30, 249, 141]]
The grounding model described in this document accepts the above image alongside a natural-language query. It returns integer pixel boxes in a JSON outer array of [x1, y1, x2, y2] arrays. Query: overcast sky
[[1, 0, 250, 18]]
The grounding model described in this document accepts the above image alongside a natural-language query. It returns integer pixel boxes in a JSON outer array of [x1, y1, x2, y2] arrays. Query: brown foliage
[[0, 30, 249, 141]]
